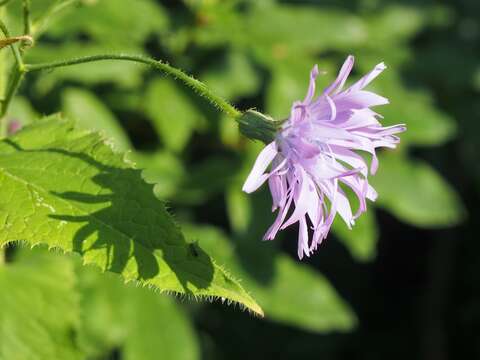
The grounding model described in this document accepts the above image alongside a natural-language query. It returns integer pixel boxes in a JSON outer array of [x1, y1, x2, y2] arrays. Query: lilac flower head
[[242, 55, 405, 259]]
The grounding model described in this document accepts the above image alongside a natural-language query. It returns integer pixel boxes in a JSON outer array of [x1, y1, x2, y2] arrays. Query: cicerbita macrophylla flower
[[242, 55, 405, 259]]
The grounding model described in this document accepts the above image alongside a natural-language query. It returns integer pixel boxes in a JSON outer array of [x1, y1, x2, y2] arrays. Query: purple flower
[[242, 55, 405, 259]]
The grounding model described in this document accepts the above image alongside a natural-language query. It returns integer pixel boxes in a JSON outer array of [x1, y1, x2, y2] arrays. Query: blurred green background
[[1, 0, 479, 359]]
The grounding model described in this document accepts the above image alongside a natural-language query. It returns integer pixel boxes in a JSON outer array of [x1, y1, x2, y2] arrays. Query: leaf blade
[[0, 118, 263, 316]]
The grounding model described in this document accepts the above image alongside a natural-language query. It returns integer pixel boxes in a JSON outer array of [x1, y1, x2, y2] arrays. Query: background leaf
[[183, 224, 356, 332], [0, 248, 82, 360], [145, 78, 206, 153], [62, 88, 132, 151], [372, 153, 465, 227], [76, 262, 200, 360]]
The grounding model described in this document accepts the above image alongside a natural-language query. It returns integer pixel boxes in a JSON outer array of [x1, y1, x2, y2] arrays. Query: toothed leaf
[[0, 117, 263, 316]]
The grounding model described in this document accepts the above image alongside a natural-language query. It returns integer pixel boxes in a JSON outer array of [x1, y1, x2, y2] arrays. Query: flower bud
[[236, 109, 282, 144]]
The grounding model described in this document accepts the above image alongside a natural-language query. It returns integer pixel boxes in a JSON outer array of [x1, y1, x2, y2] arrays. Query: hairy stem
[[25, 54, 242, 118]]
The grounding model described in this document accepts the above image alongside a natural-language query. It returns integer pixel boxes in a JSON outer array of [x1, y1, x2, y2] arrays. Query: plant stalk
[[22, 0, 31, 36], [25, 54, 242, 118]]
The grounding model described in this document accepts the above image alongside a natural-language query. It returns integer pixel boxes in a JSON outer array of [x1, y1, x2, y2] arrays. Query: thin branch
[[22, 0, 31, 36], [0, 19, 24, 70]]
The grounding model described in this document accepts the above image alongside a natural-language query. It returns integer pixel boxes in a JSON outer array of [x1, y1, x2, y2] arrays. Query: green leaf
[[0, 118, 263, 316], [183, 224, 356, 333], [372, 70, 457, 147], [130, 151, 185, 200], [0, 248, 82, 360], [372, 153, 465, 227], [247, 5, 367, 58], [200, 51, 260, 100], [132, 151, 237, 205], [8, 97, 38, 127], [365, 6, 425, 45], [76, 263, 200, 360], [225, 186, 251, 234], [46, 0, 169, 45], [145, 78, 205, 152], [332, 209, 379, 262], [62, 88, 131, 151]]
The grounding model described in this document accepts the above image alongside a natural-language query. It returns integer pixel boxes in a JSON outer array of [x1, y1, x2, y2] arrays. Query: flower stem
[[25, 54, 242, 118]]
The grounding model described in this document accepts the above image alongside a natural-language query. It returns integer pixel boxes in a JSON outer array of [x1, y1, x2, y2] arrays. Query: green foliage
[[0, 0, 471, 358], [183, 224, 356, 333], [76, 259, 199, 360], [0, 247, 200, 360], [372, 153, 465, 227], [0, 118, 262, 316], [145, 78, 206, 152], [0, 248, 82, 360], [62, 88, 132, 151], [332, 209, 379, 262]]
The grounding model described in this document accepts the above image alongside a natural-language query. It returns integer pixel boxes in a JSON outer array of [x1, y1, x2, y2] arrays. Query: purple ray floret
[[242, 55, 406, 259]]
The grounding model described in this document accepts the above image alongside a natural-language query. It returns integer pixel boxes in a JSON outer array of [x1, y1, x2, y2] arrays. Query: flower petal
[[346, 62, 386, 93], [242, 142, 278, 193], [335, 90, 389, 111], [303, 65, 319, 104], [323, 55, 355, 95], [298, 217, 310, 259]]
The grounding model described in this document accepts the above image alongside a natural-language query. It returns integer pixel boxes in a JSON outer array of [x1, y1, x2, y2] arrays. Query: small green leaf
[[332, 209, 379, 262], [8, 97, 38, 126], [0, 118, 263, 316], [62, 88, 132, 151], [145, 78, 205, 152], [247, 5, 367, 57], [372, 153, 465, 227], [46, 0, 169, 45], [130, 151, 185, 200], [373, 71, 457, 147], [226, 186, 251, 234], [200, 52, 260, 100], [132, 151, 237, 205], [183, 224, 356, 333]]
